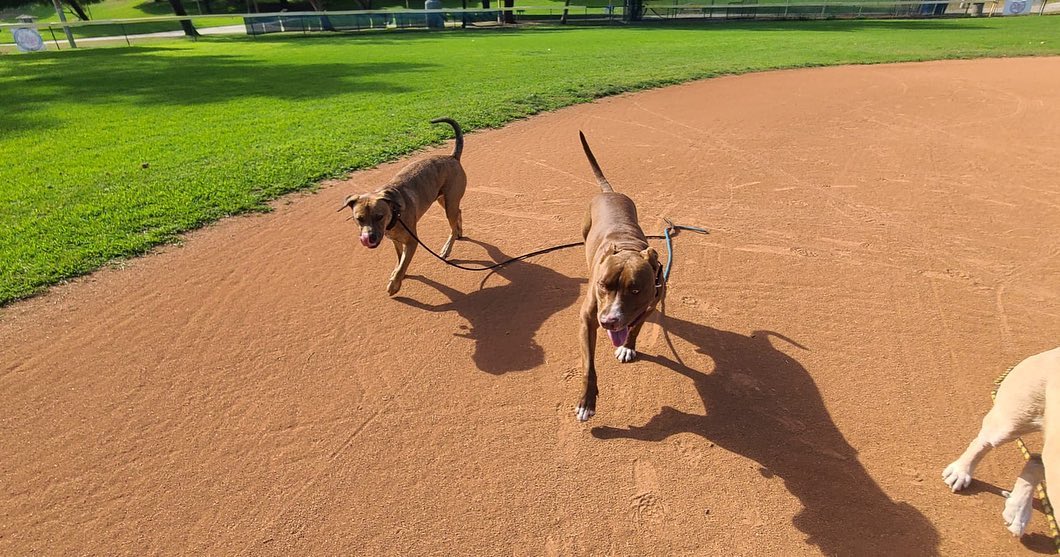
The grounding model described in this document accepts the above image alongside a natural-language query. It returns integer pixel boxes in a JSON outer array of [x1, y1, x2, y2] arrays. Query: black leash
[[393, 217, 707, 274]]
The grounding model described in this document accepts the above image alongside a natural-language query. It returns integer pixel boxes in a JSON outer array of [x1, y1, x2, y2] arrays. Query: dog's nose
[[599, 316, 621, 330], [360, 231, 380, 248]]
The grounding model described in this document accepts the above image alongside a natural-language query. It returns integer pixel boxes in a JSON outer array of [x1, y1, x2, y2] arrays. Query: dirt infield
[[3, 57, 1060, 555]]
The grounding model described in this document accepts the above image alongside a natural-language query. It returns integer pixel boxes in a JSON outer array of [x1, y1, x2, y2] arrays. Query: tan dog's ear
[[337, 195, 359, 212]]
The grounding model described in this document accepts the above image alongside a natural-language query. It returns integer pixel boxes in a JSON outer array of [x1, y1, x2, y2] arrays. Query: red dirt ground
[[3, 57, 1060, 556]]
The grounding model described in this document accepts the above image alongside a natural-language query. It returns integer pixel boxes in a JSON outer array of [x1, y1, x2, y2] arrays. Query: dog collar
[[626, 264, 665, 330], [383, 197, 402, 231], [651, 261, 666, 303]]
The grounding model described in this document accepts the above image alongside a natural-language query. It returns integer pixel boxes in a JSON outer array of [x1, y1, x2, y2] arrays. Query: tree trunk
[[64, 0, 90, 20], [501, 0, 514, 23], [481, 0, 489, 8], [306, 0, 336, 31], [278, 0, 290, 9], [167, 0, 200, 37], [623, 0, 643, 21], [560, 0, 570, 23]]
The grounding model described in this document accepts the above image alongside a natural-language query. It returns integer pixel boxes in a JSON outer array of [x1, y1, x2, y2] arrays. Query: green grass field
[[1, 18, 1059, 305]]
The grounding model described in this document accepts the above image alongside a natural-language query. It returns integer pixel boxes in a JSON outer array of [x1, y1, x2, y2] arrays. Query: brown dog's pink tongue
[[607, 327, 629, 347]]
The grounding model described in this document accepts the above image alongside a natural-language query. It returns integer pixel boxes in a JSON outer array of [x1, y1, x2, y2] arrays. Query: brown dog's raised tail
[[431, 117, 464, 161], [578, 131, 613, 193]]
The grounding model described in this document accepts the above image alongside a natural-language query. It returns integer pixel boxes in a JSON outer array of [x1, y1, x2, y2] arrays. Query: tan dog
[[575, 132, 664, 422], [340, 118, 466, 296], [943, 346, 1060, 537]]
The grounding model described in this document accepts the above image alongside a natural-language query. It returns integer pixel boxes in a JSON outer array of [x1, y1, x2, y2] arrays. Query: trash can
[[425, 0, 445, 29], [12, 15, 45, 52]]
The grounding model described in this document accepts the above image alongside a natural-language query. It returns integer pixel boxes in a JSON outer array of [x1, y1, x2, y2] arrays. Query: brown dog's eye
[[631, 289, 639, 295]]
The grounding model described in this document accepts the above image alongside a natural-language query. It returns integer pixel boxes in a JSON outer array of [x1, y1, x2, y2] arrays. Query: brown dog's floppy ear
[[641, 247, 660, 272], [337, 195, 359, 212]]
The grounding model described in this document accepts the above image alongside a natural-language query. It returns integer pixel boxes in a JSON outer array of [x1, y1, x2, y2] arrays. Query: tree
[[166, 0, 200, 37], [624, 0, 643, 21], [305, 0, 336, 31], [0, 0, 97, 20], [64, 0, 90, 20]]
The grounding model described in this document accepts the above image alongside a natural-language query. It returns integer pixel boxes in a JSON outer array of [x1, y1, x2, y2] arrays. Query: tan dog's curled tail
[[431, 117, 464, 161], [579, 131, 614, 193]]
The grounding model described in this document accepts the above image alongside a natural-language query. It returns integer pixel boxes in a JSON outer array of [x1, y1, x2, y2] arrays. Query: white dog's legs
[[943, 405, 1029, 492], [1003, 457, 1044, 537]]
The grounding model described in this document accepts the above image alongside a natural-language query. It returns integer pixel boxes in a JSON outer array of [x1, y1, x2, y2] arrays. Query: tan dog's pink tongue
[[607, 327, 629, 348]]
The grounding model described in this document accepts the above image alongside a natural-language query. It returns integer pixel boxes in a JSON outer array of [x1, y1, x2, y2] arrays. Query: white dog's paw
[[575, 403, 595, 422], [615, 346, 637, 363], [1003, 490, 1034, 537], [942, 461, 974, 492]]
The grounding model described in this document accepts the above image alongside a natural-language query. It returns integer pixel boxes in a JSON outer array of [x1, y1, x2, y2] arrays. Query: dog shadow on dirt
[[592, 312, 942, 556], [395, 238, 583, 375]]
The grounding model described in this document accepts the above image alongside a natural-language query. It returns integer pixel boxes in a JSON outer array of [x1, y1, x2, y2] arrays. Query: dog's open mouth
[[606, 327, 629, 347], [603, 308, 653, 347]]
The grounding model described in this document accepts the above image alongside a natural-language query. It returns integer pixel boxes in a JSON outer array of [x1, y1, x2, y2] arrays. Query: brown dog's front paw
[[387, 279, 402, 296], [615, 346, 637, 363], [575, 399, 596, 422], [439, 240, 455, 259]]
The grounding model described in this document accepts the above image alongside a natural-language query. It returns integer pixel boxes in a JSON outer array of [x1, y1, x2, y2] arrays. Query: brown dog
[[340, 118, 466, 296], [575, 132, 665, 422]]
